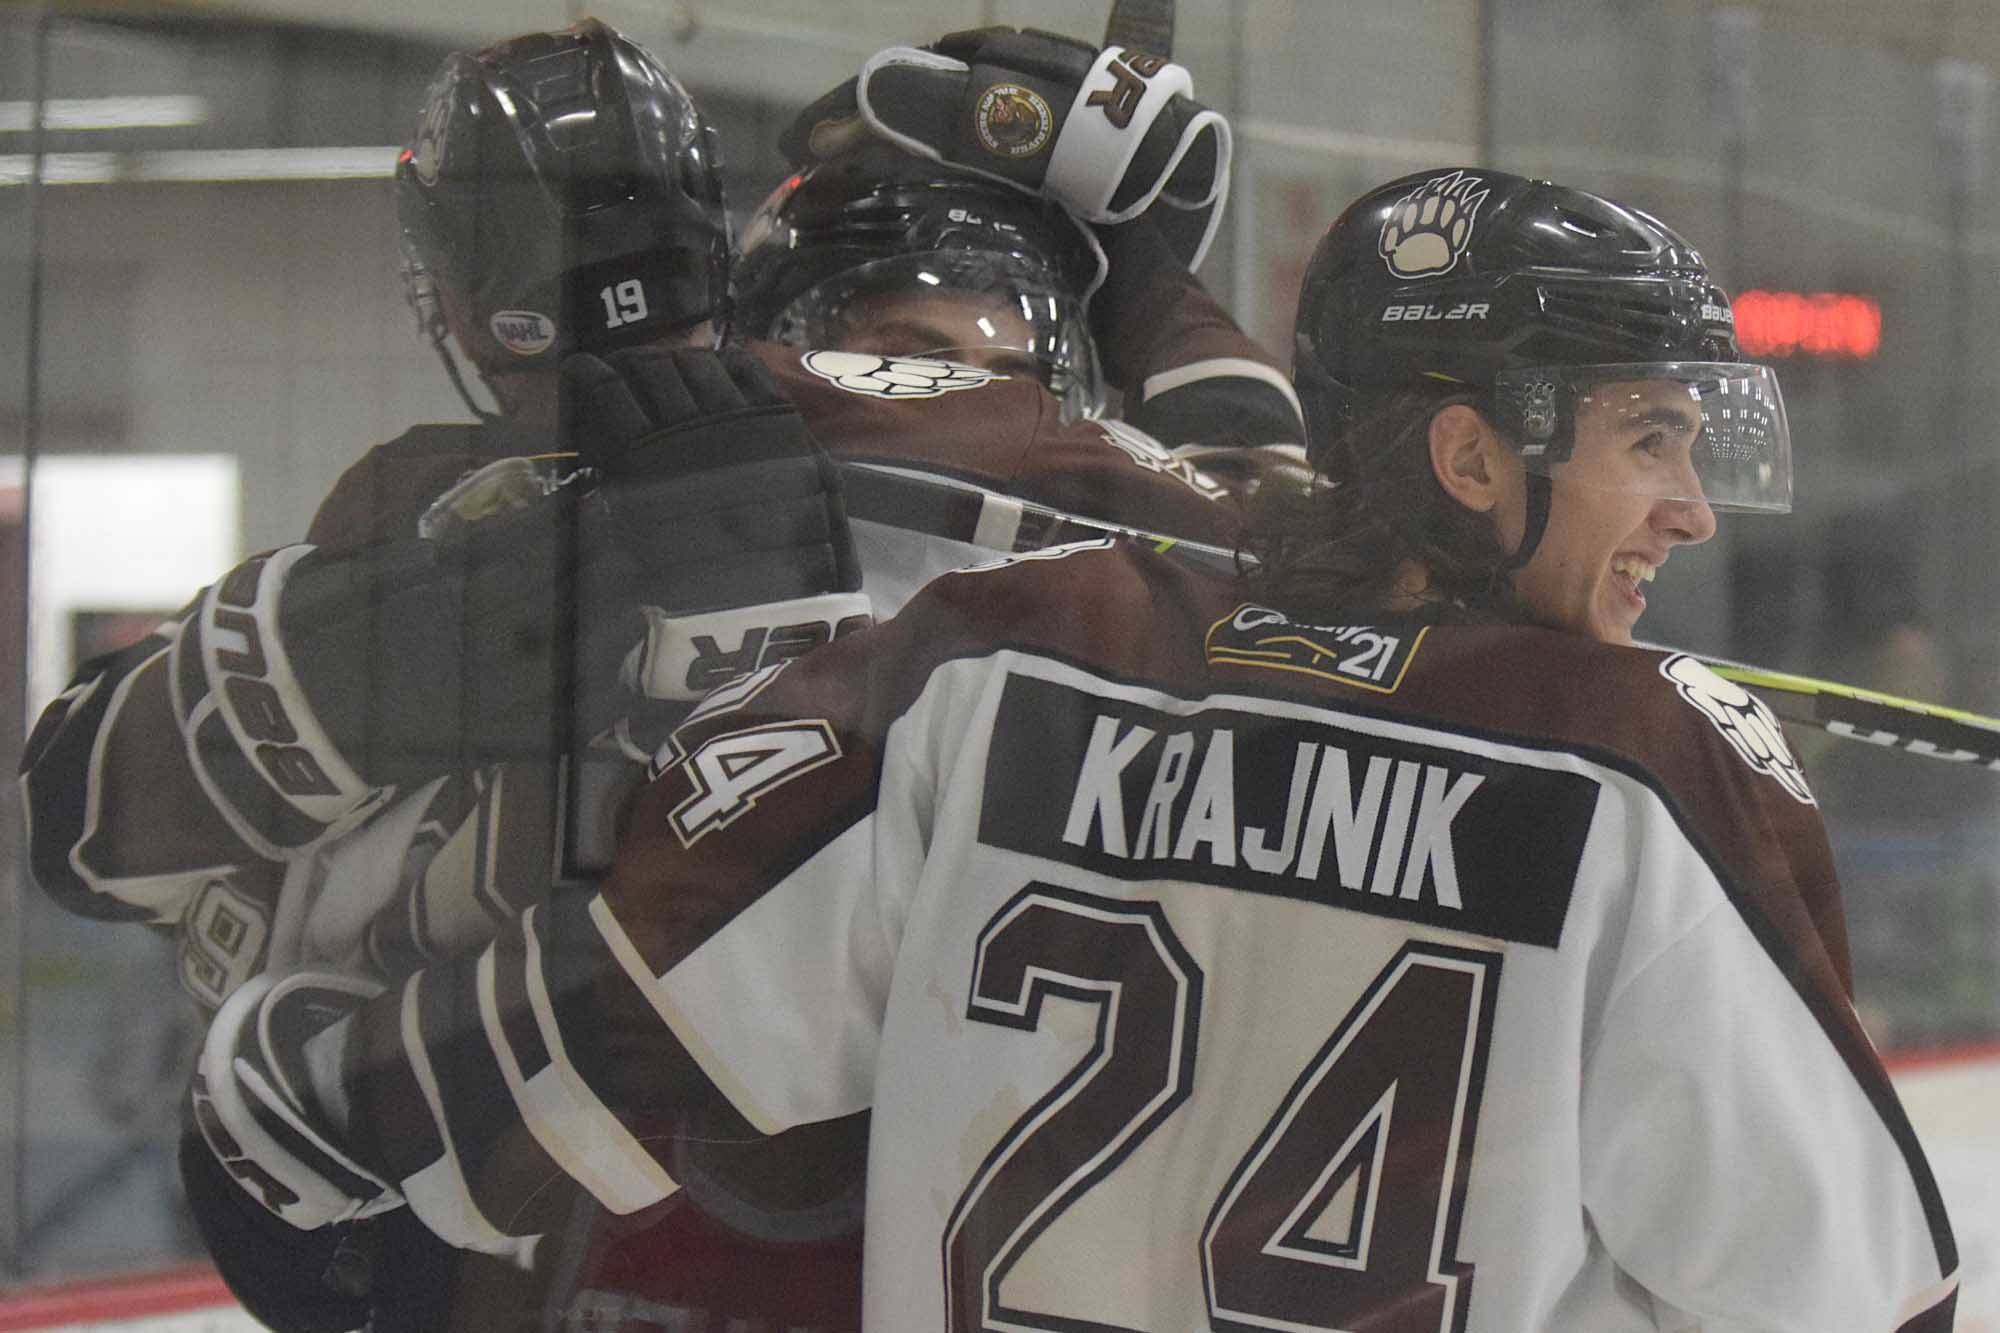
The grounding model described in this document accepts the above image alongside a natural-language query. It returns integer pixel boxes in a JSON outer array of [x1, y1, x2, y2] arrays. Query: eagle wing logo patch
[[801, 350, 1001, 398], [1660, 654, 1815, 805]]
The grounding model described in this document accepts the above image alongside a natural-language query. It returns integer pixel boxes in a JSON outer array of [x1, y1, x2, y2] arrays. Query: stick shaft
[[1104, 0, 1175, 56], [841, 461, 2000, 771]]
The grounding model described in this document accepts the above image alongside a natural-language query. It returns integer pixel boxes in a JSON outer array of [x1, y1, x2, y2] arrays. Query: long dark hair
[[1239, 383, 1523, 624]]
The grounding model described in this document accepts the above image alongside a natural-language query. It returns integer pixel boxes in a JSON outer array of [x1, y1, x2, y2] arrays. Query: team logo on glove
[[1378, 170, 1489, 279], [801, 349, 1002, 398], [974, 83, 1054, 159], [1660, 654, 1815, 805]]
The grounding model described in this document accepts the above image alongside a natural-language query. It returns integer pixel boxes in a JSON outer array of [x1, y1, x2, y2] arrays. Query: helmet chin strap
[[1505, 471, 1552, 570], [407, 262, 502, 424], [433, 337, 503, 424]]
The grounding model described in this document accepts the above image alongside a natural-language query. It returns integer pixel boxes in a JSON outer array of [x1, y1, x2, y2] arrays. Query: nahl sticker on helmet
[[801, 349, 1002, 398], [491, 310, 557, 357], [1660, 654, 1815, 805], [1207, 604, 1426, 694], [1379, 170, 1489, 279]]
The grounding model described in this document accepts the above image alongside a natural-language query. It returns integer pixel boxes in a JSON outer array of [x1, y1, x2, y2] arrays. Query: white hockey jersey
[[334, 541, 1957, 1332]]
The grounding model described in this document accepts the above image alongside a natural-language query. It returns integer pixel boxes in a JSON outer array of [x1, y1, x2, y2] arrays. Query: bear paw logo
[[801, 350, 1001, 398], [1378, 170, 1489, 279], [1661, 654, 1815, 805]]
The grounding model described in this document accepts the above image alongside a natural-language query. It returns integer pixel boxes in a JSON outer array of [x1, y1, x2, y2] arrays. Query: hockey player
[[21, 20, 1298, 1332], [19, 21, 1281, 1016], [14, 26, 859, 1330], [188, 168, 1958, 1331], [18, 20, 746, 963], [739, 23, 1309, 481]]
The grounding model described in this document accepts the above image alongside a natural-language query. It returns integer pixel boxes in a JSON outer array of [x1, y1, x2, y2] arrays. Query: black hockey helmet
[[731, 146, 1107, 418], [397, 20, 729, 385], [1294, 167, 1789, 521]]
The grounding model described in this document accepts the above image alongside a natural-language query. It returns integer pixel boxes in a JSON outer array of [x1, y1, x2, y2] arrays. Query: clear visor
[[1494, 362, 1792, 513], [765, 250, 1105, 420]]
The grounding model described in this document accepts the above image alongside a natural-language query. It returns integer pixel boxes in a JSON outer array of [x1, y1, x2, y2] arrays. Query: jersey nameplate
[[982, 674, 1597, 947]]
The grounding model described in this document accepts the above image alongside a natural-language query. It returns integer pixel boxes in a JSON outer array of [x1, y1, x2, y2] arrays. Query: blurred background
[[1, 0, 1997, 1324]]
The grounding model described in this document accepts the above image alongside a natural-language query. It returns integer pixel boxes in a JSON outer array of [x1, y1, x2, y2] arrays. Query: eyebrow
[[841, 318, 958, 351], [1620, 405, 1701, 433]]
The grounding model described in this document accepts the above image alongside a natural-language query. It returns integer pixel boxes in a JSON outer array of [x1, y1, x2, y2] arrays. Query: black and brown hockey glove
[[559, 344, 872, 705]]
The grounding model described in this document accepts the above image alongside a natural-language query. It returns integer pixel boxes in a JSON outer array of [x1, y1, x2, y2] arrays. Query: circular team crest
[[974, 83, 1054, 160]]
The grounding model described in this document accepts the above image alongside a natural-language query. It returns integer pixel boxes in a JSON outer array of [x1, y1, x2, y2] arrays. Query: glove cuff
[[624, 592, 875, 703], [170, 547, 385, 859], [1043, 50, 1230, 268], [194, 971, 401, 1232]]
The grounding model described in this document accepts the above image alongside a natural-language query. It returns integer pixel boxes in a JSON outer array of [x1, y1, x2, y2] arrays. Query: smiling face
[[1500, 378, 1720, 644]]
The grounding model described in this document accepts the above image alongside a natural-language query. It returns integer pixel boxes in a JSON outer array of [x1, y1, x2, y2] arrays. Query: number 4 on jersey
[[666, 720, 841, 847], [1202, 943, 1501, 1333]]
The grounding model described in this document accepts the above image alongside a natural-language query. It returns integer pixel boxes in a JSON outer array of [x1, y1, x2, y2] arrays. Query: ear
[[1428, 404, 1511, 514]]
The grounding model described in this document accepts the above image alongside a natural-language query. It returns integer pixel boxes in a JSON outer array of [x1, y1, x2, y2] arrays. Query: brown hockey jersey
[[306, 340, 1240, 551]]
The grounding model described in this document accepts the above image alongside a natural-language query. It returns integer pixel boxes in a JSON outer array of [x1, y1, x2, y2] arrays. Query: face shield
[[761, 250, 1106, 420], [1492, 362, 1792, 513]]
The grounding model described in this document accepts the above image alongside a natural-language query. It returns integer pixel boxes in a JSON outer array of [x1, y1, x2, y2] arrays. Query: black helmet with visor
[[731, 147, 1107, 419], [397, 19, 729, 411], [1293, 167, 1791, 541]]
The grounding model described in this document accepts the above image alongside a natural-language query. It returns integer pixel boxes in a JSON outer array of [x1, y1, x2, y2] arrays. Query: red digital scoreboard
[[1733, 290, 1882, 360]]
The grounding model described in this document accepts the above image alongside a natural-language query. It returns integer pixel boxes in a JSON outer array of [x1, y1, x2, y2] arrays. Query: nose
[[1654, 494, 1718, 545], [1655, 449, 1718, 544]]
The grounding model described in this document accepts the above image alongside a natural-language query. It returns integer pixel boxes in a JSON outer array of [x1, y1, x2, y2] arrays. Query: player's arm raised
[[784, 25, 1305, 481]]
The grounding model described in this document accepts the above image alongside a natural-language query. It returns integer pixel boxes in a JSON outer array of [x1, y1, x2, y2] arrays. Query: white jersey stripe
[[394, 974, 521, 1258], [1140, 356, 1305, 426], [511, 905, 679, 1213], [470, 924, 680, 1216], [587, 893, 787, 1136]]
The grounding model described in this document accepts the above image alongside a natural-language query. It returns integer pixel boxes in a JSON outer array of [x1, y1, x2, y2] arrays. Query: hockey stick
[[837, 461, 1241, 573], [1637, 645, 2000, 772], [838, 461, 2000, 771], [1104, 0, 1175, 57]]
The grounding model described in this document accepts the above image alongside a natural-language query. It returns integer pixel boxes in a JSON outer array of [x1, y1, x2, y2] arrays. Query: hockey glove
[[170, 486, 613, 846], [782, 27, 1232, 271], [190, 970, 400, 1232], [560, 345, 872, 703], [179, 1122, 375, 1333], [183, 1124, 462, 1333]]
